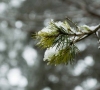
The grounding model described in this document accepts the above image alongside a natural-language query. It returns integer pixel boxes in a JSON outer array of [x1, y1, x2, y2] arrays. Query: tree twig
[[75, 24, 100, 43]]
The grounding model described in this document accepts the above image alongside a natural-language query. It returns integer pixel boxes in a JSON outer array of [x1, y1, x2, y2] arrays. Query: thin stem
[[94, 33, 100, 41], [75, 24, 100, 43]]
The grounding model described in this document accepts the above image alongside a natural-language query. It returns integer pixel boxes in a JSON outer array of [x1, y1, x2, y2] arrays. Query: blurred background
[[0, 0, 100, 90]]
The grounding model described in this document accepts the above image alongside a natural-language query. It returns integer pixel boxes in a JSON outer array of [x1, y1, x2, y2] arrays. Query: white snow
[[74, 86, 83, 90], [88, 25, 99, 31], [0, 2, 7, 14], [7, 68, 28, 87], [8, 50, 17, 59], [22, 46, 37, 66], [43, 46, 58, 61], [81, 24, 99, 32], [43, 19, 51, 26], [40, 27, 52, 33], [98, 45, 100, 49], [38, 21, 58, 36], [73, 60, 87, 76], [76, 43, 86, 51], [72, 56, 94, 76], [42, 87, 51, 90], [84, 56, 94, 66], [55, 21, 63, 27], [9, 0, 25, 8], [55, 21, 69, 31], [15, 21, 23, 29], [48, 74, 59, 83], [7, 68, 22, 86], [18, 76, 28, 87], [0, 40, 7, 51], [82, 78, 97, 89]]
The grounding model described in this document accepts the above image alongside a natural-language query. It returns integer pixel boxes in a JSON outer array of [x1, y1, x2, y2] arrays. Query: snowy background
[[0, 0, 100, 90]]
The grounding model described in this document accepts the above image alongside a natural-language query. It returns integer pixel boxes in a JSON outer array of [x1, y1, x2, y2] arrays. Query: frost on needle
[[34, 19, 100, 65]]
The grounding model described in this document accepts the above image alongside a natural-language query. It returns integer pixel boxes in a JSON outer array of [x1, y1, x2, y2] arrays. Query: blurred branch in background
[[61, 0, 100, 18]]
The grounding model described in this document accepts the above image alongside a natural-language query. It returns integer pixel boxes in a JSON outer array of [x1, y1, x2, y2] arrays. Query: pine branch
[[34, 19, 100, 65]]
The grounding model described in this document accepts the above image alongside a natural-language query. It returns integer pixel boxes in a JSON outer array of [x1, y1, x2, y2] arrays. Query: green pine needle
[[33, 19, 99, 65]]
